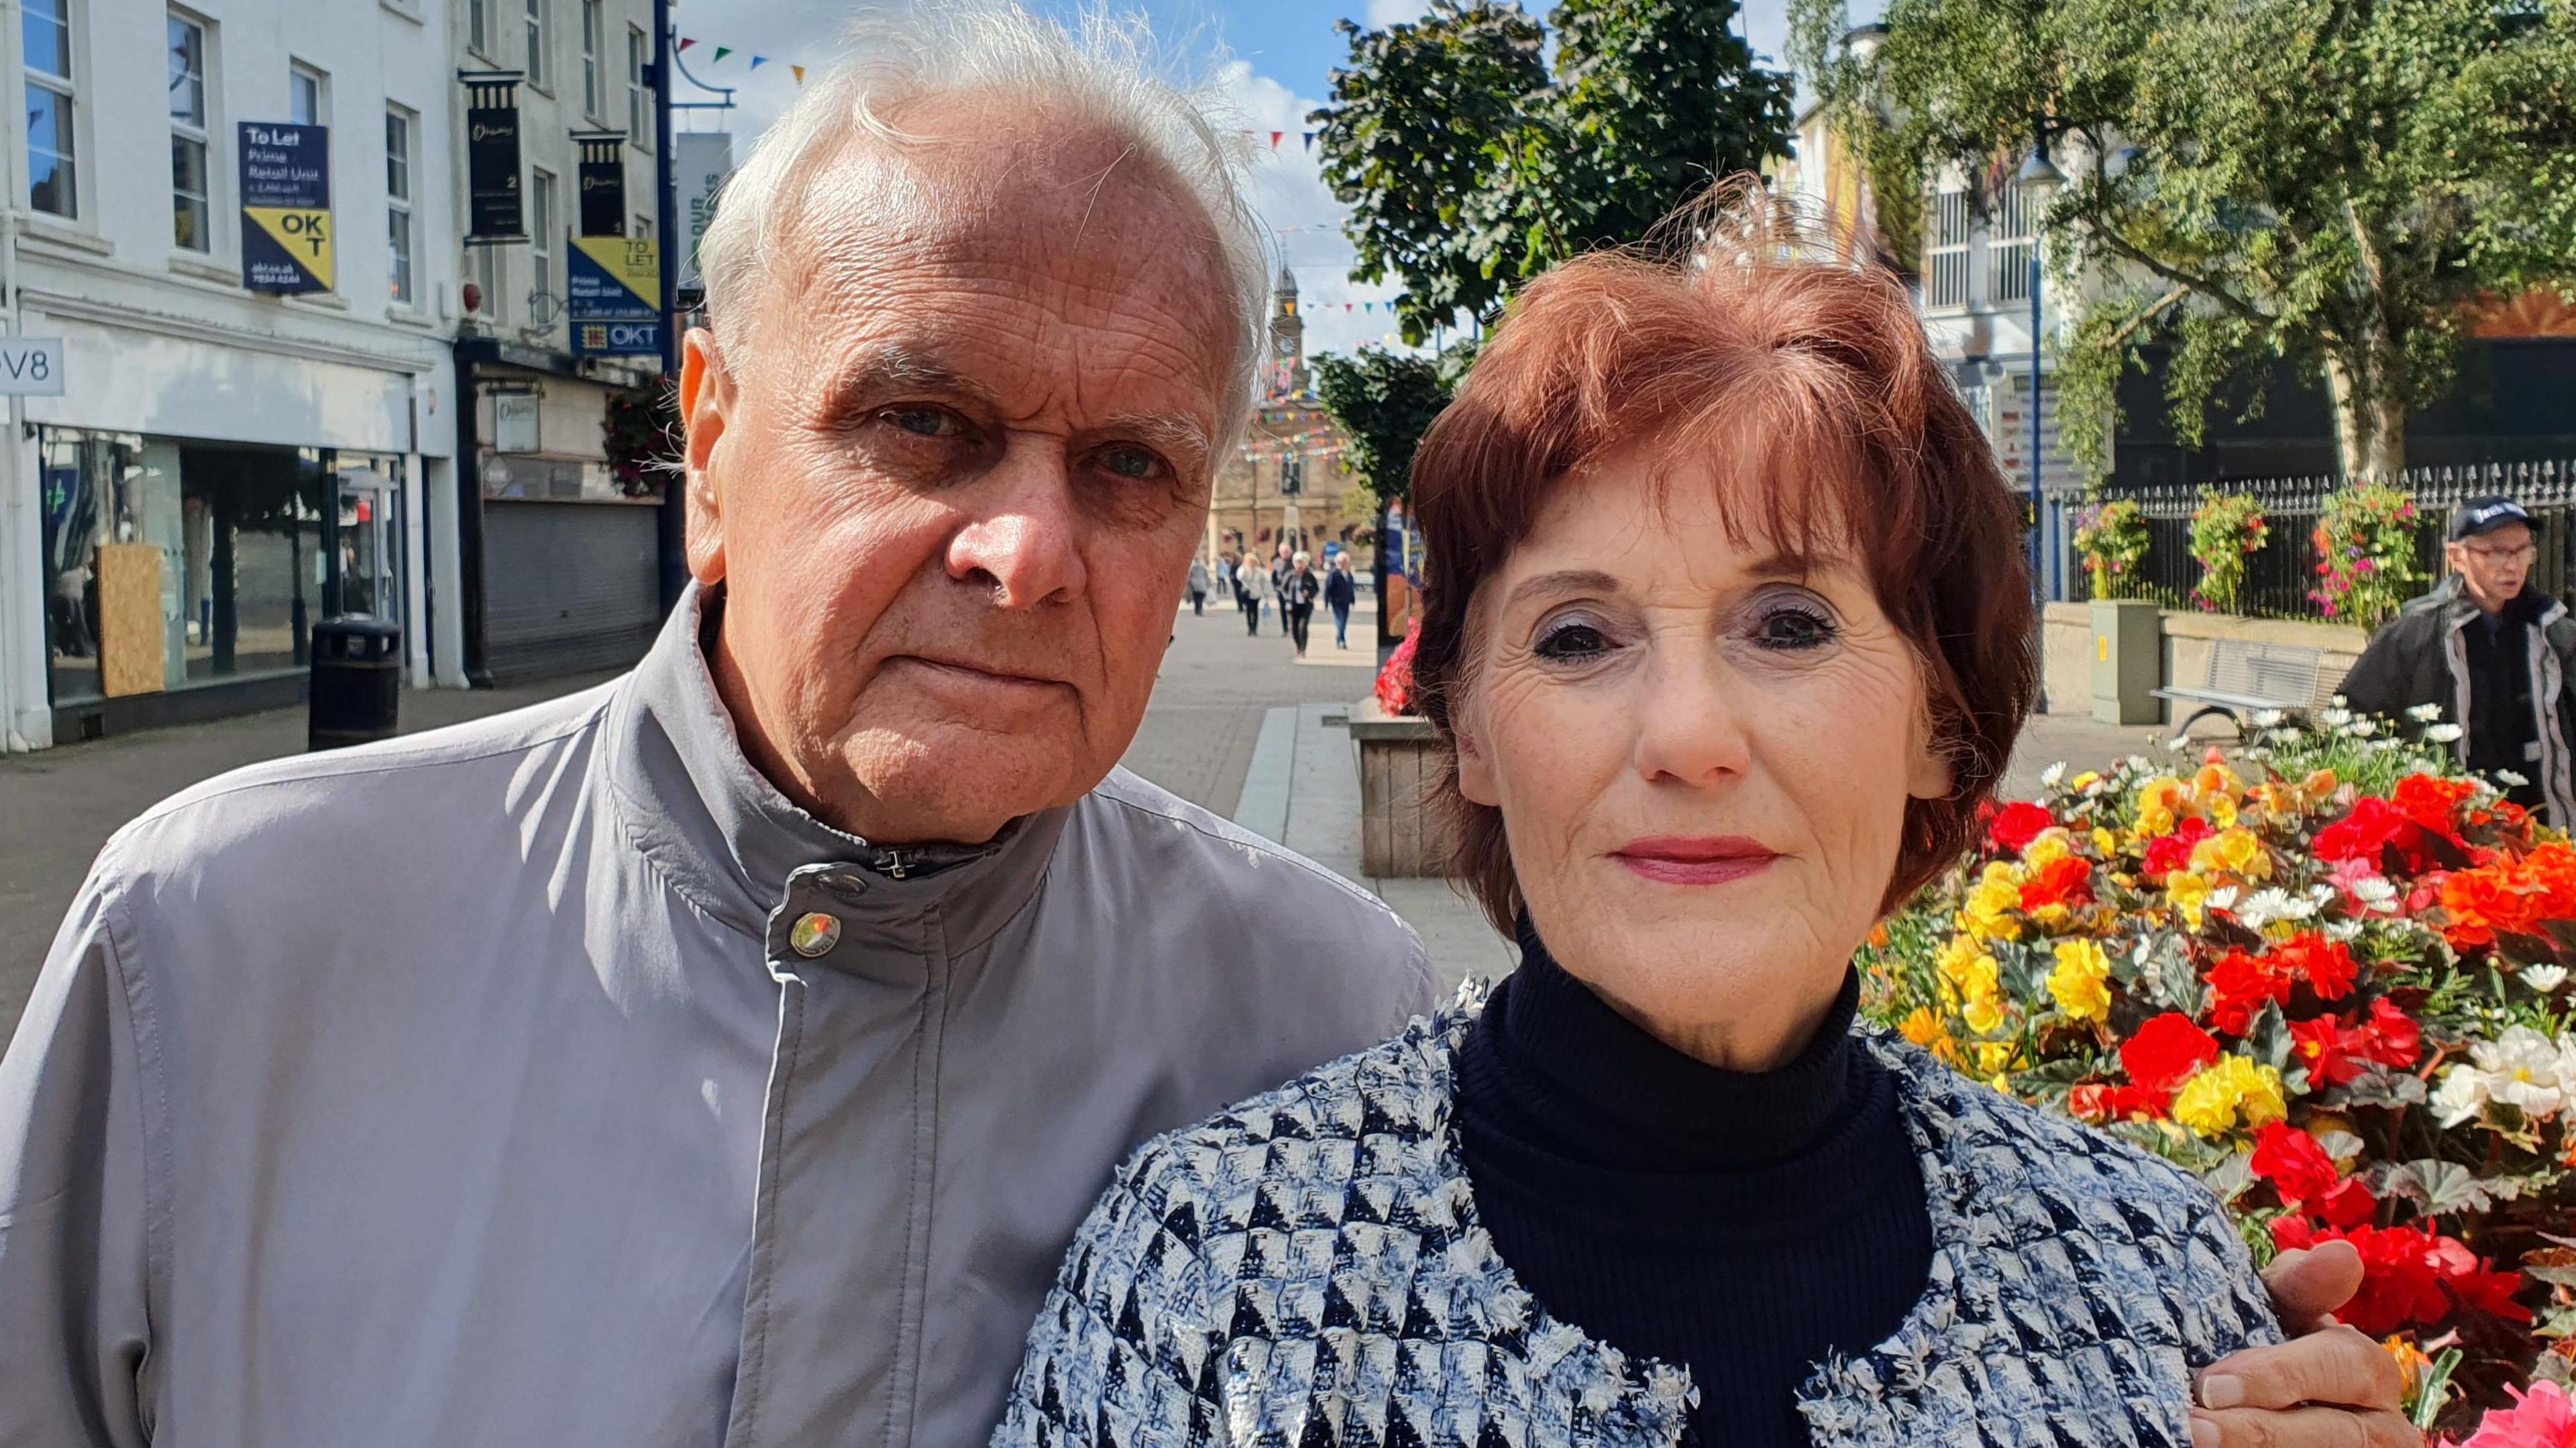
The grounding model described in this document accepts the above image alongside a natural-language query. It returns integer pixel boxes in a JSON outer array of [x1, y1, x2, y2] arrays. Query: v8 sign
[[0, 337, 66, 396], [239, 123, 333, 294]]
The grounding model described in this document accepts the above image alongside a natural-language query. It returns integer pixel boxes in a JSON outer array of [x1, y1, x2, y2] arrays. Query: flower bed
[[1866, 705, 2575, 1437]]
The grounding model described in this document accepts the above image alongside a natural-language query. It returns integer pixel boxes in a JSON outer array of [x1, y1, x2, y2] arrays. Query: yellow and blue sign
[[239, 123, 331, 294], [568, 235, 661, 357]]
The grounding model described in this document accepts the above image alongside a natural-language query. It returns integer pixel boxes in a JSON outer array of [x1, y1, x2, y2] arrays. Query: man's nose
[[945, 441, 1087, 608]]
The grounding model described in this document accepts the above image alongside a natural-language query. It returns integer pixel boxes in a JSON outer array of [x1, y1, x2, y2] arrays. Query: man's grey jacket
[[0, 586, 1438, 1446], [2339, 573, 2576, 821]]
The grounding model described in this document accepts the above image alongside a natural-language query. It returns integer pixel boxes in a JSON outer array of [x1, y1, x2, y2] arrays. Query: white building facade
[[0, 0, 464, 750]]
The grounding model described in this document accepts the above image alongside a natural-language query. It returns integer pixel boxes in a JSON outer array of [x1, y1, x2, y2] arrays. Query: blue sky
[[668, 0, 1828, 355]]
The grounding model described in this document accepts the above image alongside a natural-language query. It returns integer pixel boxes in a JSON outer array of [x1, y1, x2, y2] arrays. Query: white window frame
[[22, 0, 79, 220], [1987, 181, 2035, 307], [627, 24, 647, 146], [530, 166, 555, 326], [386, 103, 415, 304], [1924, 187, 1971, 312], [472, 243, 505, 325], [467, 0, 489, 58], [289, 59, 326, 127], [168, 8, 213, 255], [523, 0, 547, 91], [580, 0, 600, 119]]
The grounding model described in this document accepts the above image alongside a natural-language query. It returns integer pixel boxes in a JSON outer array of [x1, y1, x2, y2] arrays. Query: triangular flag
[[712, 46, 731, 61], [1342, 303, 1352, 313], [791, 64, 806, 84], [1363, 302, 1374, 313], [678, 37, 696, 51], [749, 56, 767, 69], [1303, 131, 1318, 151], [1269, 131, 1283, 148]]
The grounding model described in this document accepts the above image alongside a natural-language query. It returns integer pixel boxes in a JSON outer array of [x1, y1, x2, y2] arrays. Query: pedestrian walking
[[1186, 556, 1210, 616], [1283, 551, 1322, 657], [1236, 552, 1271, 635], [2342, 496, 2576, 820], [1325, 552, 1357, 649], [1270, 544, 1293, 606]]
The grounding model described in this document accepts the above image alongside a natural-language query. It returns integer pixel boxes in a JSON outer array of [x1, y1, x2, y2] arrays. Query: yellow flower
[[2194, 762, 2243, 799], [1974, 1040, 2019, 1076], [2136, 777, 2187, 837], [2206, 793, 2240, 830], [2023, 831, 2074, 870], [2071, 771, 2102, 791], [1960, 879, 2021, 942], [1899, 1005, 1950, 1050], [1960, 976, 2008, 1036], [2170, 1056, 2288, 1138], [2166, 871, 2214, 930], [2047, 939, 2113, 1023], [2090, 828, 2119, 858], [2188, 826, 2271, 882]]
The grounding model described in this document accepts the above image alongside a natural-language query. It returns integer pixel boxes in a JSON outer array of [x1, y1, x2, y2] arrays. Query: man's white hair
[[697, 1, 1270, 448]]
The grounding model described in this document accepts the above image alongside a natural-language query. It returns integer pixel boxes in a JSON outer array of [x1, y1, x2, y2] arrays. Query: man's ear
[[680, 327, 731, 586]]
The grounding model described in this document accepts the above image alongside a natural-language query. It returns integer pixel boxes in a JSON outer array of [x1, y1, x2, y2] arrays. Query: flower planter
[[1344, 698, 1454, 878]]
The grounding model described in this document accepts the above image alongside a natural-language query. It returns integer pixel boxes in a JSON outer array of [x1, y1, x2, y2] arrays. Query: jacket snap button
[[789, 911, 842, 958]]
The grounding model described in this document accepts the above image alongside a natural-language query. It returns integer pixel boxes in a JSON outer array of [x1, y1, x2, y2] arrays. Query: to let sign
[[0, 337, 67, 395], [568, 235, 661, 357], [239, 123, 332, 294]]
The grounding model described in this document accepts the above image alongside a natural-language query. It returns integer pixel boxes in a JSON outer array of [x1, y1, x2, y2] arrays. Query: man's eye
[[1533, 620, 1612, 661], [1754, 602, 1839, 651], [1098, 446, 1164, 480], [881, 406, 961, 438]]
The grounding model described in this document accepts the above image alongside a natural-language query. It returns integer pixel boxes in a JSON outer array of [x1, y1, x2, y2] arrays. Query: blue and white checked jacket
[[994, 1004, 2282, 1447]]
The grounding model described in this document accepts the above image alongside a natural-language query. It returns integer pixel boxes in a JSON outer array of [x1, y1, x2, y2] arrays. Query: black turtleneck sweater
[[1453, 926, 1935, 1446]]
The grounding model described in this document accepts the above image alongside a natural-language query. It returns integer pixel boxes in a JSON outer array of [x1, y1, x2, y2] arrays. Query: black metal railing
[[2080, 459, 2576, 621]]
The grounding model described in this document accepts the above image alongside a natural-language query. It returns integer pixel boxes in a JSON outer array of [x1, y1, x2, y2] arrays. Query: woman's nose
[[1631, 651, 1753, 785]]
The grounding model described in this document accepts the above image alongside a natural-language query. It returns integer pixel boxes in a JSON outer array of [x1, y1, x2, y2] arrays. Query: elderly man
[[0, 6, 2402, 1447]]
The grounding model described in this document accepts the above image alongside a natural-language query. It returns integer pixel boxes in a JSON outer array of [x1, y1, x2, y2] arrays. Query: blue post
[[2029, 242, 2045, 601]]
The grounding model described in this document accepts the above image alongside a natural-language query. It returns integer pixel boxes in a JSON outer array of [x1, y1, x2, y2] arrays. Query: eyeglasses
[[2461, 543, 2539, 563]]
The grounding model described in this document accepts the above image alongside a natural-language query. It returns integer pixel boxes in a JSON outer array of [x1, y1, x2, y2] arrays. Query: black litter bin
[[309, 616, 402, 751]]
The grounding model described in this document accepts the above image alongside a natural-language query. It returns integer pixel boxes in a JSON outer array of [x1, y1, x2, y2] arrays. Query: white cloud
[[1364, 0, 1429, 25]]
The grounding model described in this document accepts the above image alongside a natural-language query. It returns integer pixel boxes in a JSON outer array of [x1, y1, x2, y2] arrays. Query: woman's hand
[[2189, 1241, 2415, 1448]]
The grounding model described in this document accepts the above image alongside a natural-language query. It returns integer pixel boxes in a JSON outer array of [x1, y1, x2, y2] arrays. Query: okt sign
[[239, 123, 332, 294], [568, 235, 661, 358]]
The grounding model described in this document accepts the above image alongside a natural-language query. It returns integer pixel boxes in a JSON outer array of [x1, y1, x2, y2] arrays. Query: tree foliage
[[1311, 347, 1469, 508], [1313, 0, 1793, 345], [1791, 0, 2576, 482]]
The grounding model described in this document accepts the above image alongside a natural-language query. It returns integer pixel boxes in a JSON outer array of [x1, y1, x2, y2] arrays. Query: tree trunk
[[2322, 352, 2408, 482], [2364, 392, 2406, 480]]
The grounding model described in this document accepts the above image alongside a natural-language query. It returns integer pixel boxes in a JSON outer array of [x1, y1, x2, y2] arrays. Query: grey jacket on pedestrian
[[0, 583, 1438, 1447], [2339, 574, 2576, 820]]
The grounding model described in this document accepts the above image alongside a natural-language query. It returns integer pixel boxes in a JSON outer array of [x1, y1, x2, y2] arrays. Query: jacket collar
[[602, 583, 1067, 948]]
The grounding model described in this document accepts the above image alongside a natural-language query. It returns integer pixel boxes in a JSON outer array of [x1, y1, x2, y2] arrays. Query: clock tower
[[1268, 266, 1306, 397]]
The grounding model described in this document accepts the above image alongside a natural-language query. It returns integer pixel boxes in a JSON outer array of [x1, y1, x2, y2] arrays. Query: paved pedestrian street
[[0, 590, 2169, 1033]]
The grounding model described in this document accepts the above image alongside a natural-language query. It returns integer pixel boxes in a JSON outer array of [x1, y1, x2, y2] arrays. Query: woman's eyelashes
[[1523, 590, 1843, 669], [1530, 612, 1619, 665], [1749, 592, 1841, 652]]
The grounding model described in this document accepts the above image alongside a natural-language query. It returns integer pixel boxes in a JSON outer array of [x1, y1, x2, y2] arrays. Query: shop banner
[[569, 235, 661, 357], [464, 72, 525, 241], [239, 123, 331, 293], [576, 133, 625, 237], [676, 132, 734, 293]]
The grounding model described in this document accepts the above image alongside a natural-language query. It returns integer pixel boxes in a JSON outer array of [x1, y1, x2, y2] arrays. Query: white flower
[[2499, 769, 2531, 788], [2349, 718, 2378, 738], [2406, 703, 2445, 722], [2324, 919, 2366, 944], [2523, 964, 2571, 995], [2347, 875, 2400, 912], [2319, 707, 2354, 728], [2237, 888, 2316, 929], [2465, 1026, 2575, 1121], [2431, 1064, 2489, 1128], [2268, 728, 2305, 745], [2424, 723, 2464, 744], [2207, 886, 2241, 917], [2041, 762, 2067, 789], [2252, 710, 2287, 729]]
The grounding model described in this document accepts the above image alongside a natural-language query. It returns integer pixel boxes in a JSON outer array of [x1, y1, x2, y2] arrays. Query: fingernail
[[2198, 1374, 2245, 1410], [2190, 1414, 2220, 1448]]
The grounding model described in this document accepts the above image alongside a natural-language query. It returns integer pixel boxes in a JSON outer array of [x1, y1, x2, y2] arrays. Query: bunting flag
[[749, 56, 767, 69], [1269, 131, 1283, 148], [677, 36, 697, 51], [1342, 303, 1352, 313], [1303, 131, 1318, 151], [712, 46, 731, 61], [791, 64, 806, 84]]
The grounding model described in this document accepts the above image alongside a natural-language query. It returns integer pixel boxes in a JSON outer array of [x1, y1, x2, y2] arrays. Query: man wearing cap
[[2342, 496, 2576, 820]]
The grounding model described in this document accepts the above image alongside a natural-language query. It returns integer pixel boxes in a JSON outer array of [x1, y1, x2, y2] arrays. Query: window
[[627, 25, 647, 142], [23, 0, 76, 218], [633, 213, 650, 241], [523, 0, 545, 89], [168, 11, 210, 252], [385, 105, 414, 303], [530, 168, 555, 321], [290, 60, 324, 127], [472, 243, 504, 325], [468, 0, 488, 56], [1988, 181, 2035, 307], [580, 0, 600, 117], [1924, 188, 1970, 311]]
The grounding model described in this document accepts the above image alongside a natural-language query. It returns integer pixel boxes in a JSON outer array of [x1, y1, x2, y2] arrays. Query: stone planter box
[[1342, 699, 1456, 879]]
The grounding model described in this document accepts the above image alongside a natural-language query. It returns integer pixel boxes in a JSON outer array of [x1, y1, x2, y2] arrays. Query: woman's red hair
[[1408, 193, 2039, 934]]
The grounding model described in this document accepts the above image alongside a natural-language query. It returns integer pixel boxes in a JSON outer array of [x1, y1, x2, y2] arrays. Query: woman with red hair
[[992, 204, 2407, 1448]]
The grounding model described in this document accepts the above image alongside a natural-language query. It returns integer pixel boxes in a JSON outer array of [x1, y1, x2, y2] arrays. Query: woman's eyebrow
[[1503, 569, 1623, 610]]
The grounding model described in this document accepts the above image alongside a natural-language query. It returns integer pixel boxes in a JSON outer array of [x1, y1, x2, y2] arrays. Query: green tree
[[1312, 0, 1792, 344], [1312, 347, 1464, 508], [1791, 0, 2576, 482]]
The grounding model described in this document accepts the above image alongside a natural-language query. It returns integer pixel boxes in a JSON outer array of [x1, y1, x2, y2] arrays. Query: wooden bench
[[2155, 638, 2326, 734]]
